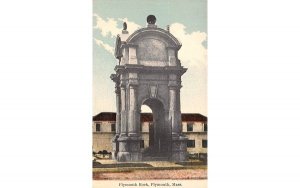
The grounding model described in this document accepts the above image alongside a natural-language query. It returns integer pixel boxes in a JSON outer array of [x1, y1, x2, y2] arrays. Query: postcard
[[93, 0, 207, 187]]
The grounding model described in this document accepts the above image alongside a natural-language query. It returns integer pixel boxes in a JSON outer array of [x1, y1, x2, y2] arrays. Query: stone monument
[[111, 15, 188, 162]]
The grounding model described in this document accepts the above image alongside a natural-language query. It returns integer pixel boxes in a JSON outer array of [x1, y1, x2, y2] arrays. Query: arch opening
[[140, 98, 171, 159]]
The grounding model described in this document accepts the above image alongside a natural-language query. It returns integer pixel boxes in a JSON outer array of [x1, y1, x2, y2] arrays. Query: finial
[[166, 25, 170, 32], [123, 22, 127, 30], [147, 15, 156, 24]]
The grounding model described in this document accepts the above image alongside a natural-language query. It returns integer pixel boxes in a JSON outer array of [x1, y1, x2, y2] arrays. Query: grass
[[175, 161, 207, 166], [93, 165, 207, 173], [93, 159, 207, 173], [93, 161, 153, 168]]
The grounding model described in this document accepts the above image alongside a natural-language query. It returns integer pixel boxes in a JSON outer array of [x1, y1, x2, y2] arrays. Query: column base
[[170, 134, 188, 162], [117, 151, 131, 162], [116, 135, 142, 162], [111, 135, 119, 160], [117, 151, 142, 162], [170, 151, 188, 161]]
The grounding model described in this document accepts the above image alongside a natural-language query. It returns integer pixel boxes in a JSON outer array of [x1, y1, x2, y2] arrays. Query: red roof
[[93, 112, 116, 121], [93, 112, 207, 122], [182, 113, 207, 122]]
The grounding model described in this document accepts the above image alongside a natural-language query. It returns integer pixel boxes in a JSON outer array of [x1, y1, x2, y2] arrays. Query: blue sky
[[93, 0, 207, 116]]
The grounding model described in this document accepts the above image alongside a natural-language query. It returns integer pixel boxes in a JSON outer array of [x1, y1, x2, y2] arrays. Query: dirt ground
[[93, 168, 207, 180]]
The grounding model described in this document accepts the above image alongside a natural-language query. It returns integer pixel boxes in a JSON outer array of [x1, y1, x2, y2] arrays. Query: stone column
[[128, 84, 138, 136], [120, 84, 127, 135], [112, 85, 121, 160], [117, 74, 142, 161], [169, 80, 188, 161], [115, 87, 121, 135], [169, 84, 181, 136], [126, 77, 142, 161], [176, 87, 182, 133], [117, 80, 131, 161]]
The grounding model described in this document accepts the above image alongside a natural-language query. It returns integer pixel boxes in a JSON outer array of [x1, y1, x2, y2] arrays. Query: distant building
[[93, 112, 207, 155]]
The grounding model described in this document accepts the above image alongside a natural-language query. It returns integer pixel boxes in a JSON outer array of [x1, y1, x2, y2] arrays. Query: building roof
[[93, 112, 207, 122], [181, 113, 207, 122]]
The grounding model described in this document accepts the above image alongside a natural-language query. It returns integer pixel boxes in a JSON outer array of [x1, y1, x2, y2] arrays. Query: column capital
[[128, 82, 139, 88]]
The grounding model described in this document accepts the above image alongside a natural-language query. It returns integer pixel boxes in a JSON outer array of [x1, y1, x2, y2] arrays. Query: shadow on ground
[[93, 161, 153, 168]]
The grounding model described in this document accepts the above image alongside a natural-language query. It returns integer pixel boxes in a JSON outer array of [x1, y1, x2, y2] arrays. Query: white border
[[1, 0, 300, 188]]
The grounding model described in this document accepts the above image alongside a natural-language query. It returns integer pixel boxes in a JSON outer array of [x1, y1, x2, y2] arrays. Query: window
[[111, 123, 116, 132], [140, 140, 144, 148], [187, 140, 195, 148], [204, 123, 207, 132], [96, 123, 100, 132], [187, 123, 193, 132], [202, 140, 207, 148]]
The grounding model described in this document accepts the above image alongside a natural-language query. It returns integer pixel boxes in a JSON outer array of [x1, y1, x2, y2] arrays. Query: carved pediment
[[126, 28, 181, 50]]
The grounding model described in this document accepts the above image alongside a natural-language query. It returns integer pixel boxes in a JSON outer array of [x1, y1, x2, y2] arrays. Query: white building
[[93, 112, 207, 155]]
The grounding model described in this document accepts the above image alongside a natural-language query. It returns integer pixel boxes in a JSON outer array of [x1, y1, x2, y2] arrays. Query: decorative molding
[[148, 84, 158, 98], [126, 27, 182, 50], [114, 65, 187, 75]]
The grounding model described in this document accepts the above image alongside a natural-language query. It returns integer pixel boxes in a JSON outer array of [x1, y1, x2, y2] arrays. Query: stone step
[[142, 156, 170, 161]]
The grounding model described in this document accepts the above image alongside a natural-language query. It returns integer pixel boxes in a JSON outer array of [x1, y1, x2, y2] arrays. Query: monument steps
[[142, 151, 170, 161]]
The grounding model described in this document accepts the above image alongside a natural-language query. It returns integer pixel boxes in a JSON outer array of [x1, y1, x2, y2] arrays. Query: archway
[[141, 98, 171, 159], [111, 15, 188, 161]]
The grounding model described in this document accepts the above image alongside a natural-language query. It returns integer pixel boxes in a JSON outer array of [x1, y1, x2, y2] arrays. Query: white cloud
[[169, 23, 207, 115], [93, 14, 119, 38], [94, 38, 114, 55], [170, 23, 207, 68], [93, 15, 142, 55], [93, 14, 141, 38], [93, 14, 207, 68]]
